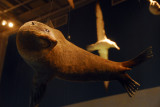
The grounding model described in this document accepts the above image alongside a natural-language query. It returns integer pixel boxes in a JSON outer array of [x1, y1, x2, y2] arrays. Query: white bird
[[149, 0, 160, 15], [87, 2, 120, 59], [87, 2, 120, 90]]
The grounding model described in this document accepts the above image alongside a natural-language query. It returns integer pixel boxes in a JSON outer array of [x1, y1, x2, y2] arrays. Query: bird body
[[87, 2, 120, 89]]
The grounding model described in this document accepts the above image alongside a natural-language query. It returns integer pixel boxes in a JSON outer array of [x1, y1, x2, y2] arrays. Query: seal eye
[[45, 29, 50, 32]]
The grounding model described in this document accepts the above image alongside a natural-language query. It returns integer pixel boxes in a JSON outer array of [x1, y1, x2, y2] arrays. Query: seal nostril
[[32, 22, 34, 25]]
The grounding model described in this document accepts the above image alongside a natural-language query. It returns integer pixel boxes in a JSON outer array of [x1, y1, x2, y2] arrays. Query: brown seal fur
[[16, 21, 153, 107]]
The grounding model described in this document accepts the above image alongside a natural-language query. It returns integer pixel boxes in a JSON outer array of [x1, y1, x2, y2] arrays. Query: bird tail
[[121, 46, 153, 68]]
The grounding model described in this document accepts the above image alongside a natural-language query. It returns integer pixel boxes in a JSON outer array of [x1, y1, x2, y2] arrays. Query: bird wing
[[96, 2, 107, 41]]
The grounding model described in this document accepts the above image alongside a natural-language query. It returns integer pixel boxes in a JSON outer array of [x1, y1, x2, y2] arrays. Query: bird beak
[[114, 43, 120, 50]]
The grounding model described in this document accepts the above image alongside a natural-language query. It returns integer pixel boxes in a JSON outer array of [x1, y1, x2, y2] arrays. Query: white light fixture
[[2, 20, 7, 26], [8, 22, 14, 28]]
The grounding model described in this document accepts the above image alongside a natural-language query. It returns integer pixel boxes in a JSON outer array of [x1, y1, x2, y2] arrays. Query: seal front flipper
[[118, 73, 140, 97], [30, 73, 49, 107], [30, 82, 47, 107]]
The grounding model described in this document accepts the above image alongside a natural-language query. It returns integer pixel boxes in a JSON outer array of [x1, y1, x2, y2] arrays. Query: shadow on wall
[[64, 86, 160, 107]]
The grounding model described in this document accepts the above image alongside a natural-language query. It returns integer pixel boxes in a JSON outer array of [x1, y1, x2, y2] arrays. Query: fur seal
[[16, 21, 153, 107]]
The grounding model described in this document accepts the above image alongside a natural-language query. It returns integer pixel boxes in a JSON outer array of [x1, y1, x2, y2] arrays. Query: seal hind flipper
[[118, 73, 140, 97], [122, 46, 153, 68]]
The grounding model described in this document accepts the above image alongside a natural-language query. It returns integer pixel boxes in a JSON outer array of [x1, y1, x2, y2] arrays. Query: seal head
[[16, 21, 57, 61]]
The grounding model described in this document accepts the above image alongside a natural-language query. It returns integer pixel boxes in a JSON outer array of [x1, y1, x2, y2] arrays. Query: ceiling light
[[8, 22, 14, 28], [2, 20, 7, 26]]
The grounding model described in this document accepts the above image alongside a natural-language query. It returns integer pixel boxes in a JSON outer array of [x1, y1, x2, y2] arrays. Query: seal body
[[16, 21, 153, 107], [16, 21, 128, 82]]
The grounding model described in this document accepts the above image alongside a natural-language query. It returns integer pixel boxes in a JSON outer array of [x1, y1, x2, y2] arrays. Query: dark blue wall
[[0, 1, 160, 107]]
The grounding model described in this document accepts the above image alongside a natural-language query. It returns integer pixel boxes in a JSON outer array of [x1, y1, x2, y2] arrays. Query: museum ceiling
[[0, 0, 95, 34], [0, 0, 127, 35]]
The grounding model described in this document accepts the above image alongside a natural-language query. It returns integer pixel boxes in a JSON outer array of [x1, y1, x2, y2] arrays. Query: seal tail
[[119, 73, 140, 97], [122, 46, 153, 68]]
